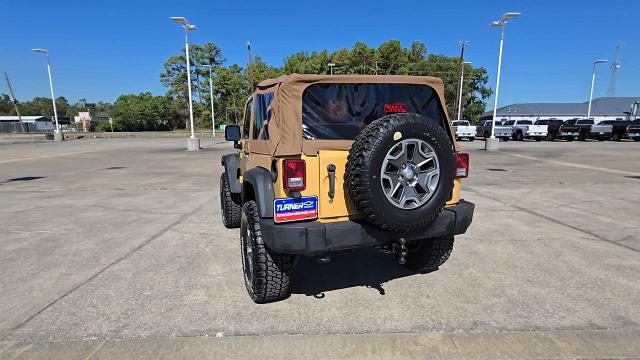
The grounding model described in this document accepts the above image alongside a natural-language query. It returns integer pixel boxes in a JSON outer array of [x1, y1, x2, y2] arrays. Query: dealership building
[[482, 97, 640, 123]]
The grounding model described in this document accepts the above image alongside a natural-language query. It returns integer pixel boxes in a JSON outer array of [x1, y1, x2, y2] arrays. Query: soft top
[[249, 74, 454, 156]]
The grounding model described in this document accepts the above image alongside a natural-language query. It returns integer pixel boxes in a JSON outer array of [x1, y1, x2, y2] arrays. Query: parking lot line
[[505, 152, 640, 176], [0, 149, 104, 164]]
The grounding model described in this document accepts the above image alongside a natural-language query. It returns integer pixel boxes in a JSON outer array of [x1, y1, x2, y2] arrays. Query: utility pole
[[246, 41, 253, 89], [456, 41, 470, 121], [4, 72, 25, 132]]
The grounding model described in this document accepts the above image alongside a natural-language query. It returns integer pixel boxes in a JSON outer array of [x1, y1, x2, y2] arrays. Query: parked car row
[[454, 119, 640, 142]]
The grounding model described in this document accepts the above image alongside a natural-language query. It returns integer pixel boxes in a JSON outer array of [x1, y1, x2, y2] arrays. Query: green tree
[[215, 64, 248, 125], [282, 51, 311, 74], [248, 56, 283, 88], [158, 40, 492, 125], [377, 40, 409, 74], [330, 48, 352, 74], [0, 94, 15, 115], [350, 42, 377, 74], [111, 92, 180, 131]]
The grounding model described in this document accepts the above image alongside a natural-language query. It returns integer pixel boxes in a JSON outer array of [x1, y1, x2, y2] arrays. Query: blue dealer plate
[[274, 196, 318, 223]]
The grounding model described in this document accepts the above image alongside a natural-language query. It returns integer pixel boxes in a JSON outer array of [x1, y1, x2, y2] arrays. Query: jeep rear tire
[[241, 201, 294, 303], [220, 172, 241, 228], [346, 113, 454, 232], [405, 235, 454, 273]]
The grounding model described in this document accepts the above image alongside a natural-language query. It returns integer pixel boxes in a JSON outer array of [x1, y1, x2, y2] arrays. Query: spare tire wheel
[[345, 113, 455, 232]]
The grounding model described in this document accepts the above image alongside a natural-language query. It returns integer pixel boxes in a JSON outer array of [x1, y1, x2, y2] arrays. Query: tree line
[[1, 40, 492, 131]]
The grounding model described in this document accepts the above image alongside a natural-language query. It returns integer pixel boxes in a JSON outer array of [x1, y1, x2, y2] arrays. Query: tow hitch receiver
[[393, 238, 408, 264]]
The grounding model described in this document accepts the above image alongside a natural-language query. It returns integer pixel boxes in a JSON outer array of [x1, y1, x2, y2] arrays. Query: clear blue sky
[[1, 0, 638, 110]]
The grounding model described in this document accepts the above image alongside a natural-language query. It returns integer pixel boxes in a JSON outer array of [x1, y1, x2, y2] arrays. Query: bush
[[94, 121, 113, 132]]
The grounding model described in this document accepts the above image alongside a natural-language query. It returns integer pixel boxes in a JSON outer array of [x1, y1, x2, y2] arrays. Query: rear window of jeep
[[301, 83, 445, 140]]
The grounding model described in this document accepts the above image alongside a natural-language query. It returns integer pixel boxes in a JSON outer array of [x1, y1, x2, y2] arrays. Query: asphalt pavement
[[1, 138, 639, 359]]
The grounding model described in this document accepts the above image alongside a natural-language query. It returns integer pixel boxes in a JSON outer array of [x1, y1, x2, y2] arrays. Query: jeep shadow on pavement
[[220, 74, 474, 303]]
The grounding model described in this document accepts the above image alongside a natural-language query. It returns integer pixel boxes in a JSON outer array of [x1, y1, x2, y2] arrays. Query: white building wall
[[494, 114, 630, 124]]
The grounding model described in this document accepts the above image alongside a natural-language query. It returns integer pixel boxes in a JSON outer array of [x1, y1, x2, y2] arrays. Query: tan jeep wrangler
[[221, 74, 474, 303]]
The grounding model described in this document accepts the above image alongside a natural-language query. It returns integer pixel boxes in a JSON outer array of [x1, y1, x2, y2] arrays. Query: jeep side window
[[242, 98, 253, 139], [253, 93, 274, 140]]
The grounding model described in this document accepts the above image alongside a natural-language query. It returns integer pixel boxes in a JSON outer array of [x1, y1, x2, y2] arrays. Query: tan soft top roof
[[250, 74, 454, 156], [257, 74, 445, 89]]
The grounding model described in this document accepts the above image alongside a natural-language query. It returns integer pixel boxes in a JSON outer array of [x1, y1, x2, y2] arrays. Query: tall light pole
[[202, 64, 216, 138], [328, 63, 336, 75], [487, 12, 521, 151], [456, 41, 470, 120], [246, 41, 253, 88], [457, 61, 472, 121], [587, 59, 608, 119], [32, 48, 61, 140], [170, 16, 199, 151]]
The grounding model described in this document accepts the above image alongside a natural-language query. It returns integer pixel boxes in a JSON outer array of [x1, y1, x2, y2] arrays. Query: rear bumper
[[591, 131, 612, 137], [259, 200, 475, 256]]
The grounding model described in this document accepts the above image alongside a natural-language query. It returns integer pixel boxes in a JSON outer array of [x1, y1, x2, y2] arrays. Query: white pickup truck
[[451, 120, 476, 141], [503, 120, 548, 141]]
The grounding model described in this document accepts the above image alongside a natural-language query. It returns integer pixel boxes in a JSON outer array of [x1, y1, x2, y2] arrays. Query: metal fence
[[0, 122, 50, 133]]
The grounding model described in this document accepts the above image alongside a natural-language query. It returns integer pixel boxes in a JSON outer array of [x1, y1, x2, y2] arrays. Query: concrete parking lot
[[1, 138, 639, 359]]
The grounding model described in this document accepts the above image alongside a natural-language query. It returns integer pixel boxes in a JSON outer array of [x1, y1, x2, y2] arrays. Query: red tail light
[[625, 125, 630, 133], [454, 153, 469, 179], [283, 159, 306, 191], [558, 125, 563, 133], [384, 104, 408, 113]]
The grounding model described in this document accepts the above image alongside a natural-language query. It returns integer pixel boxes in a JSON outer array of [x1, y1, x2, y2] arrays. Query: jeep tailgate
[[318, 150, 359, 221]]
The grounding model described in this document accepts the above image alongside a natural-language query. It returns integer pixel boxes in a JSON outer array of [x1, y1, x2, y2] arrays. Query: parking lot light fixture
[[587, 59, 608, 119], [502, 12, 521, 20], [32, 48, 60, 137], [171, 17, 198, 141], [202, 64, 216, 138], [488, 11, 521, 150]]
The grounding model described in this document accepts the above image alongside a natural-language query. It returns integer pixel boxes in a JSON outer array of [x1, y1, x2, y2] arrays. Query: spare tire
[[345, 113, 454, 232]]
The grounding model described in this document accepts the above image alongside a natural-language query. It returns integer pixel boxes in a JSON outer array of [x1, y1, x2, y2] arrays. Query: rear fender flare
[[243, 167, 275, 218]]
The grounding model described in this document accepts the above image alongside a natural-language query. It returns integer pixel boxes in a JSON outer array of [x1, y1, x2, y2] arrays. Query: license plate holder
[[274, 196, 318, 223]]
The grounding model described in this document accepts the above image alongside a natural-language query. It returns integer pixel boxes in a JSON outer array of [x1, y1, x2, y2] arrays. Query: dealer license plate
[[274, 196, 318, 223]]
